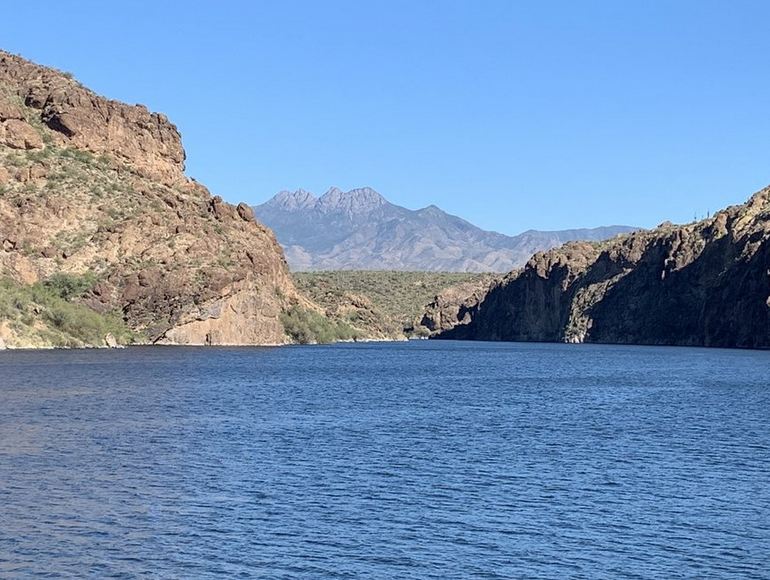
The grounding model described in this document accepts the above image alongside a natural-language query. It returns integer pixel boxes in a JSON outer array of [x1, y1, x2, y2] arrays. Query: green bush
[[280, 305, 358, 344], [0, 277, 134, 347], [59, 148, 95, 164], [42, 300, 130, 345], [292, 270, 496, 338], [42, 272, 97, 300]]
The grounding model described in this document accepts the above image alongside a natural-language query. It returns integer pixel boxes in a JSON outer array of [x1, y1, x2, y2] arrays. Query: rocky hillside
[[420, 275, 500, 336], [254, 187, 636, 272], [0, 50, 307, 347], [436, 187, 770, 349], [293, 271, 496, 340]]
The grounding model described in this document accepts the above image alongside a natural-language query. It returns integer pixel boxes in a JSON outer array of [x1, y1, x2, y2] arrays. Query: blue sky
[[4, 1, 770, 233]]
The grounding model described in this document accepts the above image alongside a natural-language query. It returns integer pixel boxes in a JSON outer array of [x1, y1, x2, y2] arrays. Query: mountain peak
[[318, 186, 387, 214], [270, 189, 318, 210], [253, 187, 636, 272], [419, 204, 443, 215], [322, 186, 344, 198]]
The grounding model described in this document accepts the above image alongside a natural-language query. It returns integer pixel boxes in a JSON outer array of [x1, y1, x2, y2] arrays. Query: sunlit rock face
[[0, 50, 307, 346]]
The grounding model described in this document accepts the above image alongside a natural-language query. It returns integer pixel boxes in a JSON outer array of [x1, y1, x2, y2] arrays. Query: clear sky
[[4, 1, 770, 234]]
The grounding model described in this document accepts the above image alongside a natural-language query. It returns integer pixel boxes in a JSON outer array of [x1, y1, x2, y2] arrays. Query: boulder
[[3, 119, 43, 149], [237, 202, 255, 222], [0, 100, 23, 121]]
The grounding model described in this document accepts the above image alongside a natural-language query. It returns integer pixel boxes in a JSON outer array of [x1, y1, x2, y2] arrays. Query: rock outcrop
[[0, 50, 305, 346], [419, 276, 498, 335], [437, 187, 770, 349], [0, 52, 184, 184]]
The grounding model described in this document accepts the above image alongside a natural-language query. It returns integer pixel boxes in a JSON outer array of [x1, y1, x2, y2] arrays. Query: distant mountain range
[[254, 187, 636, 272], [253, 187, 637, 272]]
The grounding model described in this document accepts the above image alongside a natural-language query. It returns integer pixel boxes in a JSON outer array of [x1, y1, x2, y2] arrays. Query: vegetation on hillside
[[0, 275, 134, 348], [292, 271, 497, 339], [280, 305, 359, 344]]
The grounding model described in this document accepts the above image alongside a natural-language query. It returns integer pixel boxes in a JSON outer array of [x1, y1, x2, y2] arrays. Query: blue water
[[0, 341, 768, 578]]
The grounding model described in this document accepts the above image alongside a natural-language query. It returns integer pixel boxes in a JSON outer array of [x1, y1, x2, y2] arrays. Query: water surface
[[1, 341, 768, 578]]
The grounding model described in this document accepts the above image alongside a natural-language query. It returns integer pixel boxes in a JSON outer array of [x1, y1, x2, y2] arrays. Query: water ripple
[[0, 342, 768, 578]]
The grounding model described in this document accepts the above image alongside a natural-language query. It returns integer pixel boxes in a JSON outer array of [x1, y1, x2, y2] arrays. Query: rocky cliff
[[0, 50, 304, 347], [437, 187, 770, 349], [419, 276, 500, 335]]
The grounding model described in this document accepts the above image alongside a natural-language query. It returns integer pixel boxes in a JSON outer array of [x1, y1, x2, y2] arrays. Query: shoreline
[[3, 336, 769, 353], [0, 335, 414, 352]]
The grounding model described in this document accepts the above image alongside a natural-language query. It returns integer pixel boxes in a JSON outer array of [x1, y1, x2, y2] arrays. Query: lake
[[1, 341, 768, 578]]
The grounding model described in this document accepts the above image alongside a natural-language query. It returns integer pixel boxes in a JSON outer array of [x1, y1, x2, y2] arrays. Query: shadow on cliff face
[[435, 261, 578, 343], [586, 233, 770, 348], [436, 217, 770, 349]]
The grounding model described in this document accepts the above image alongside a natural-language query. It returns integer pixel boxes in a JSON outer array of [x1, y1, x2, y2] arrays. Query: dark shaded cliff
[[437, 187, 770, 349]]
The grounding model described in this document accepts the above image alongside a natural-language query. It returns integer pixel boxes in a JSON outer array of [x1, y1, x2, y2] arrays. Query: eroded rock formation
[[437, 188, 770, 349], [419, 276, 497, 335], [0, 50, 306, 346]]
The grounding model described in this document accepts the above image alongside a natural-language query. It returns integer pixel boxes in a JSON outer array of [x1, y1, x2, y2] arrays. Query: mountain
[[431, 186, 770, 349], [253, 187, 636, 272], [0, 50, 311, 347]]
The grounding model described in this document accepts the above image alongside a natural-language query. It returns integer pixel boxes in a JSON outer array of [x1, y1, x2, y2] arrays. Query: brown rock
[[0, 99, 24, 121], [419, 277, 497, 335], [121, 280, 141, 302], [208, 196, 231, 220], [3, 119, 43, 149], [29, 163, 47, 180], [1, 50, 185, 184], [237, 202, 255, 222], [137, 269, 161, 288]]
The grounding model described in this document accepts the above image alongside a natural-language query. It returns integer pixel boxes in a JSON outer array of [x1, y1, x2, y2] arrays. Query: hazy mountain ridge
[[254, 188, 636, 272]]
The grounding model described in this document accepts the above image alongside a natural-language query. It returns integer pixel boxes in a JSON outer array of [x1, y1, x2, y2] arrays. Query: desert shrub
[[26, 148, 53, 163], [280, 305, 358, 344], [411, 325, 431, 338], [4, 153, 25, 167], [0, 277, 134, 346], [292, 271, 496, 338], [42, 300, 131, 345], [42, 272, 97, 300], [59, 148, 95, 164]]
